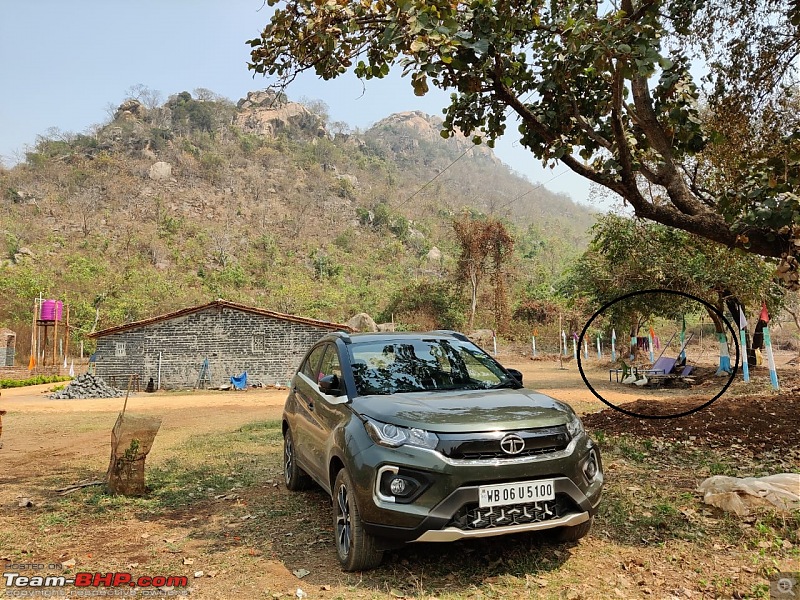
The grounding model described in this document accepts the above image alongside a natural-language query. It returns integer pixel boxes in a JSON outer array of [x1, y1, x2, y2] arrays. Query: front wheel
[[283, 429, 312, 491], [552, 516, 593, 543], [332, 468, 384, 571]]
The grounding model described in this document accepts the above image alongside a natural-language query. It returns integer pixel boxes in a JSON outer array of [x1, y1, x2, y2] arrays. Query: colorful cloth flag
[[611, 329, 617, 362], [759, 301, 769, 324], [738, 306, 748, 330], [716, 332, 731, 375], [740, 328, 750, 383], [763, 326, 779, 390]]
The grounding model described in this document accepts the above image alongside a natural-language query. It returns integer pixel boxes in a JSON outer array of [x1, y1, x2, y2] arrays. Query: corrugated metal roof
[[87, 299, 353, 338]]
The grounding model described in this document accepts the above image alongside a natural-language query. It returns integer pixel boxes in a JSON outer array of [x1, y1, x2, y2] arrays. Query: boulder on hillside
[[336, 174, 359, 188], [348, 313, 378, 332], [235, 91, 326, 138], [148, 161, 172, 181], [426, 246, 443, 262], [115, 99, 146, 121]]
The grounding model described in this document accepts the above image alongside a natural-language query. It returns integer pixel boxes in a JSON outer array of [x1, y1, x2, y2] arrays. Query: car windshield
[[348, 338, 516, 395]]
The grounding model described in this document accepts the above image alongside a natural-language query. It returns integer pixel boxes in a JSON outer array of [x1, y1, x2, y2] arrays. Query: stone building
[[0, 329, 16, 367], [87, 300, 351, 390]]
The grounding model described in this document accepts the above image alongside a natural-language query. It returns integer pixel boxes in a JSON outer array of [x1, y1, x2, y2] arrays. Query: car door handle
[[298, 393, 314, 411]]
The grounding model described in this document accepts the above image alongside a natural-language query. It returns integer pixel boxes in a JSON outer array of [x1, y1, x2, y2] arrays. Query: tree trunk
[[467, 266, 478, 331], [105, 414, 162, 496], [707, 306, 732, 375]]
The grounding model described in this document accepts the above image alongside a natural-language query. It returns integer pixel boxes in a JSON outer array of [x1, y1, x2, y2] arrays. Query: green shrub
[[0, 375, 72, 389]]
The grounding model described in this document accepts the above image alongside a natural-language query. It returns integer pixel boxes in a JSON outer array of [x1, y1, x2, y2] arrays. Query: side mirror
[[319, 374, 342, 395], [506, 368, 523, 385]]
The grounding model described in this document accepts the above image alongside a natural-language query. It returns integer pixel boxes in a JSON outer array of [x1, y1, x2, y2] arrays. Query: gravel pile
[[50, 374, 126, 399]]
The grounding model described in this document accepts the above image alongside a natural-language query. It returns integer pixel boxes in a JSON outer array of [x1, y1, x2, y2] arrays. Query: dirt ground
[[0, 356, 797, 599]]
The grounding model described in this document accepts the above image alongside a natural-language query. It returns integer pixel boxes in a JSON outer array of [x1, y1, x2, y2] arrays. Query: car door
[[303, 344, 349, 488], [291, 344, 326, 479]]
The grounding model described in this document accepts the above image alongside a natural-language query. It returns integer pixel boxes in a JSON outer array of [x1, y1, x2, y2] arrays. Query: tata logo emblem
[[500, 434, 525, 455]]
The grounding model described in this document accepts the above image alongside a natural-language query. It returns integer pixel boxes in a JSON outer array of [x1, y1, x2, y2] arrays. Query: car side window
[[318, 345, 343, 383], [460, 350, 497, 382], [301, 345, 326, 381]]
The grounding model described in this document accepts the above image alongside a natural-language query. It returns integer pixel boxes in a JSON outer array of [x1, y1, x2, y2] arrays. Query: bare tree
[[453, 214, 514, 331]]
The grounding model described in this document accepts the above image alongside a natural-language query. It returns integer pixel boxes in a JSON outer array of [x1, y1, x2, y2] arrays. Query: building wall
[[0, 348, 14, 367], [93, 306, 339, 389], [0, 331, 15, 367]]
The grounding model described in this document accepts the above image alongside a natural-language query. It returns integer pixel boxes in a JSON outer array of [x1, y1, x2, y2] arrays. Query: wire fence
[[493, 329, 797, 368]]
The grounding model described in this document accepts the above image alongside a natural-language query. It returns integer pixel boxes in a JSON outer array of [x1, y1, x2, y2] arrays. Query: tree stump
[[105, 413, 162, 496]]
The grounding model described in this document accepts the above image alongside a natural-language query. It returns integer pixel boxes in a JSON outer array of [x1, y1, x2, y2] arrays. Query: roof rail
[[332, 330, 352, 343], [428, 330, 470, 342]]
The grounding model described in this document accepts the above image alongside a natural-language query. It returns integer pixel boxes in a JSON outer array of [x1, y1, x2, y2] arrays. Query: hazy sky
[[1, 1, 593, 203]]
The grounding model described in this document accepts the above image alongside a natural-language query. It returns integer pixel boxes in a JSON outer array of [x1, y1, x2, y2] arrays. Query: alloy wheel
[[336, 483, 352, 557]]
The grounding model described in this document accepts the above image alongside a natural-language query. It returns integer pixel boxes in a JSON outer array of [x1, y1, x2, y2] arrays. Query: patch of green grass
[[146, 419, 283, 509], [593, 429, 606, 445], [40, 419, 284, 521], [750, 511, 800, 549], [597, 485, 698, 544], [617, 437, 647, 463], [39, 513, 72, 528], [0, 375, 72, 389]]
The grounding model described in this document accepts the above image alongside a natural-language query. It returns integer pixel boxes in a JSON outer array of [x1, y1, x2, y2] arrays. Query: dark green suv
[[282, 331, 603, 571]]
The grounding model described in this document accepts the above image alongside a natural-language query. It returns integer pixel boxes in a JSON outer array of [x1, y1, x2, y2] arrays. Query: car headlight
[[566, 414, 584, 440], [364, 417, 439, 450]]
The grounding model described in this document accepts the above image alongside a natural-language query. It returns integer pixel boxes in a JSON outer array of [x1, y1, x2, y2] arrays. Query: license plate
[[478, 480, 555, 508]]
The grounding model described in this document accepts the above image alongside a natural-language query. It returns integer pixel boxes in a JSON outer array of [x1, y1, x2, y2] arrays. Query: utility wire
[[393, 143, 476, 209], [392, 89, 542, 211]]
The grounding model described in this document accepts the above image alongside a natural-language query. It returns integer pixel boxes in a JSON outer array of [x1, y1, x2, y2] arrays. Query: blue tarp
[[230, 371, 248, 390]]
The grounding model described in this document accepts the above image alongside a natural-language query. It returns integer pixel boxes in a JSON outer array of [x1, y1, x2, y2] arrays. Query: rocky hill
[[0, 89, 595, 356]]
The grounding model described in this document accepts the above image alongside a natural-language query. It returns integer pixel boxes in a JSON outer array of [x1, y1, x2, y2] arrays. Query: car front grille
[[457, 446, 564, 460], [448, 494, 574, 530], [437, 426, 571, 460]]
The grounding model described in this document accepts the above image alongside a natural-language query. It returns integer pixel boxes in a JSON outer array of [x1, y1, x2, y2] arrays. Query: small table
[[109, 374, 140, 392]]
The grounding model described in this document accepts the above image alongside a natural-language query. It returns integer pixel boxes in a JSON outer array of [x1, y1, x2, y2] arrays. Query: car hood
[[352, 388, 575, 433]]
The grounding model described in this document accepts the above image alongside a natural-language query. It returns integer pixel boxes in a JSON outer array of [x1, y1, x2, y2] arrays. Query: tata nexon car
[[282, 331, 603, 571]]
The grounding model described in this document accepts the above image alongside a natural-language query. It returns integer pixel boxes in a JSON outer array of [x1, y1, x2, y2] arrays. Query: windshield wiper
[[489, 379, 521, 389]]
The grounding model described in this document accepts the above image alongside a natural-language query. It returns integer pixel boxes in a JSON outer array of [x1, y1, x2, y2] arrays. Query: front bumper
[[416, 512, 590, 542], [351, 432, 603, 543]]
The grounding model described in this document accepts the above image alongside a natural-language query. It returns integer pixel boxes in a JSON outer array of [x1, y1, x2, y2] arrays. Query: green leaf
[[410, 38, 428, 52]]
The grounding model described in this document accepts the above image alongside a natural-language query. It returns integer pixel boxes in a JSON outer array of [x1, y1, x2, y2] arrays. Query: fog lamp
[[390, 477, 407, 495], [583, 451, 598, 480]]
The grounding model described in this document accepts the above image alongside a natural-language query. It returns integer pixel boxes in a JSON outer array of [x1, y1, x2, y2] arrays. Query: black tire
[[332, 468, 384, 571], [283, 429, 312, 491], [552, 516, 593, 543]]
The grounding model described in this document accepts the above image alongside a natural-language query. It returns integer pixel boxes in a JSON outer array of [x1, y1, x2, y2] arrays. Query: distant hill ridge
[[0, 87, 595, 349]]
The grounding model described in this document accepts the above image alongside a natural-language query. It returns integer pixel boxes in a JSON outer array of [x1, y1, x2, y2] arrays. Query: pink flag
[[759, 302, 770, 324]]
